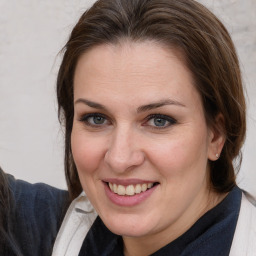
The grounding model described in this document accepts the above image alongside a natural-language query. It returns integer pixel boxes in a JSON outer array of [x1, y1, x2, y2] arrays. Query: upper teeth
[[109, 182, 153, 196]]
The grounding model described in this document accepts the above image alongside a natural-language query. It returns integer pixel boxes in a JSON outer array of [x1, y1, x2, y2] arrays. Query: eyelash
[[78, 113, 177, 129], [143, 114, 177, 129], [78, 113, 109, 127]]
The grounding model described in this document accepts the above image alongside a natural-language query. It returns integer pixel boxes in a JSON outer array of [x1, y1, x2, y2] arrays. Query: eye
[[79, 113, 109, 126], [151, 117, 168, 127], [145, 114, 176, 129], [90, 116, 106, 125]]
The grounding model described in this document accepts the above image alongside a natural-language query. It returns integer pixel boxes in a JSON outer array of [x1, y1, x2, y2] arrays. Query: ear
[[208, 114, 226, 161]]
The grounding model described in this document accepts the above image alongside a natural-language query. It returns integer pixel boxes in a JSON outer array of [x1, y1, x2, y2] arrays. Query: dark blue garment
[[2, 174, 69, 256], [79, 186, 241, 256]]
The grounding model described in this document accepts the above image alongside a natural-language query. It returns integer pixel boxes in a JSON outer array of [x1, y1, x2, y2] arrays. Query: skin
[[71, 41, 225, 256]]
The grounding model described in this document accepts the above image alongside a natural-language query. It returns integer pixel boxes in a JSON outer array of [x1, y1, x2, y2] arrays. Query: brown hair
[[57, 0, 246, 200]]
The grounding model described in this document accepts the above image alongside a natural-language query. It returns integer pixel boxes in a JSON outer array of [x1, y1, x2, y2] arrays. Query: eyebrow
[[137, 99, 186, 113], [74, 98, 185, 112], [74, 98, 107, 110]]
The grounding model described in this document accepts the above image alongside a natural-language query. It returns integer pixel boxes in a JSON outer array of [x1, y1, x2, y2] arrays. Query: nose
[[104, 127, 145, 173]]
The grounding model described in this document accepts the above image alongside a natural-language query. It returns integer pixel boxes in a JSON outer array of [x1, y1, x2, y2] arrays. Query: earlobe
[[208, 114, 226, 161]]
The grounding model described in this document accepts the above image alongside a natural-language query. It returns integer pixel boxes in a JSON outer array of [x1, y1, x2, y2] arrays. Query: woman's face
[[71, 41, 223, 245]]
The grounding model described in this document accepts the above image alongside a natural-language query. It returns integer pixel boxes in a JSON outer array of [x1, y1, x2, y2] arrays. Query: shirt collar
[[74, 191, 95, 214]]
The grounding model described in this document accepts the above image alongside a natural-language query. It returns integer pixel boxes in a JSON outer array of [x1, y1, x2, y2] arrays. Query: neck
[[123, 189, 227, 256]]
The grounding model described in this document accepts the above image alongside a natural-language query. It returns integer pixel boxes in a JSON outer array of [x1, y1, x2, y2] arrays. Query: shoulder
[[7, 174, 70, 256], [7, 174, 69, 210], [229, 190, 256, 256]]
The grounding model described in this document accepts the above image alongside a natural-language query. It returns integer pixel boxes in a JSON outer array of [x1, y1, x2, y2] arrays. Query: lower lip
[[104, 183, 158, 207]]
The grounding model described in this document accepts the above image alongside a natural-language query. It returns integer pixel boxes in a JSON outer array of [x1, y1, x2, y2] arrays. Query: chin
[[110, 226, 151, 238], [102, 214, 154, 237]]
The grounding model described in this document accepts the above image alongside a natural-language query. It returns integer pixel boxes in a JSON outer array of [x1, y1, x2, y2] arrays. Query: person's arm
[[0, 168, 20, 256], [1, 168, 70, 256]]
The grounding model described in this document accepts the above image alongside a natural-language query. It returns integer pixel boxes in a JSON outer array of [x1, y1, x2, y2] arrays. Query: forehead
[[74, 41, 193, 86], [73, 41, 201, 111]]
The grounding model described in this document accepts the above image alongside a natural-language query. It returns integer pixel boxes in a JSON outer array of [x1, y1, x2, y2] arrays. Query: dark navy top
[[79, 186, 241, 256], [1, 174, 69, 256]]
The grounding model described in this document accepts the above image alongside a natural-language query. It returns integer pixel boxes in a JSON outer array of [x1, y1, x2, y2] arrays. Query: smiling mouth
[[108, 182, 158, 196]]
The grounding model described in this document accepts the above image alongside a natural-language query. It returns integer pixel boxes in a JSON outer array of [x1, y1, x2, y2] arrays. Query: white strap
[[229, 193, 256, 255], [52, 193, 97, 256]]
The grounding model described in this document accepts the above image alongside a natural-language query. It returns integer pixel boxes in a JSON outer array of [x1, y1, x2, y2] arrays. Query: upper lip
[[103, 178, 158, 186]]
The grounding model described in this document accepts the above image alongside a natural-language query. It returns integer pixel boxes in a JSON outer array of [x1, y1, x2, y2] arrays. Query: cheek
[[71, 129, 105, 175], [147, 130, 209, 177]]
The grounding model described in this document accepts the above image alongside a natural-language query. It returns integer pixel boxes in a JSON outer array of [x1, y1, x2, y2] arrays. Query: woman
[[53, 0, 256, 255], [0, 167, 69, 256]]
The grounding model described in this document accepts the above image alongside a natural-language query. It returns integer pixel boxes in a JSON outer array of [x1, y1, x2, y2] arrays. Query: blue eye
[[153, 117, 168, 127], [146, 114, 176, 128], [79, 113, 108, 126], [91, 116, 106, 125]]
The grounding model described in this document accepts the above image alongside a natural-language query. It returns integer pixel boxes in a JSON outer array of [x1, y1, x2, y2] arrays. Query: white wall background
[[0, 0, 255, 194]]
